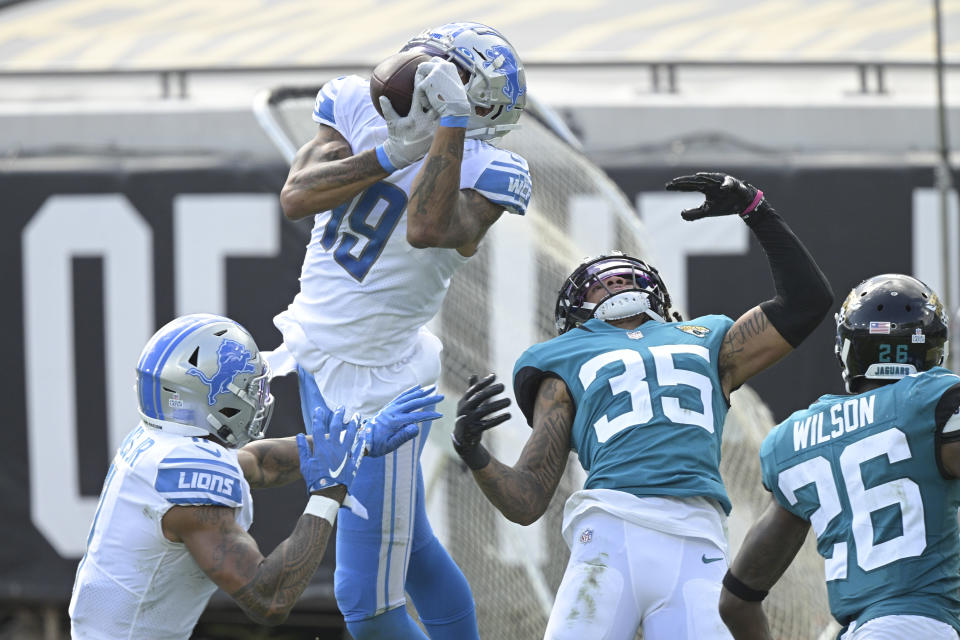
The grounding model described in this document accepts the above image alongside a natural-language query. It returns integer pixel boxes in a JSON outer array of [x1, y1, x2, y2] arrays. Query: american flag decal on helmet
[[869, 321, 891, 334]]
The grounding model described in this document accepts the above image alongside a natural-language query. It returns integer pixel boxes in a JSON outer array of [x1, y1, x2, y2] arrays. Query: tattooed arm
[[237, 436, 302, 489], [666, 173, 832, 399], [279, 125, 388, 221], [161, 484, 347, 626], [470, 377, 574, 526], [719, 496, 810, 640], [406, 126, 504, 256], [718, 306, 792, 399]]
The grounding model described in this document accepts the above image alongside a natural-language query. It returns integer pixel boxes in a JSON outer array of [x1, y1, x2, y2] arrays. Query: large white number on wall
[[23, 193, 281, 558], [174, 194, 279, 315], [636, 192, 749, 316], [23, 195, 153, 557]]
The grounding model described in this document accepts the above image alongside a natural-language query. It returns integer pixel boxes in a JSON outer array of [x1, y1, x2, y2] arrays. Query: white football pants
[[841, 615, 959, 640], [544, 509, 733, 640]]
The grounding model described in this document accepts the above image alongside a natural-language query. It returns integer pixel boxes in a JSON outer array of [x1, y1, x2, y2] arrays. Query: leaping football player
[[272, 22, 531, 640]]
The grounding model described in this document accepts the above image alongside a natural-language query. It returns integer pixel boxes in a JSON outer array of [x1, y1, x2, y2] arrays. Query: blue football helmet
[[402, 22, 526, 140], [136, 314, 274, 448]]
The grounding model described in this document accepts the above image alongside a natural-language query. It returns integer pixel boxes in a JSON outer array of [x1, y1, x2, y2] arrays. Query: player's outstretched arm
[[165, 410, 364, 625], [719, 496, 810, 640], [238, 385, 440, 487], [665, 172, 833, 397], [280, 124, 388, 221], [407, 60, 504, 254], [454, 374, 572, 526]]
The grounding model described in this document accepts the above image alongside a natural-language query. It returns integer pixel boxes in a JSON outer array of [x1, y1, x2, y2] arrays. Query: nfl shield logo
[[579, 528, 593, 544], [912, 328, 926, 344]]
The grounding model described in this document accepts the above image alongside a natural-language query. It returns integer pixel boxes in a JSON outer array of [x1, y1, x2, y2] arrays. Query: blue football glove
[[297, 406, 364, 492], [362, 385, 444, 457]]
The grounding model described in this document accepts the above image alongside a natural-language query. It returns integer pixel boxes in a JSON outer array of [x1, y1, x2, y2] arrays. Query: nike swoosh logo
[[701, 555, 724, 564], [328, 452, 349, 479]]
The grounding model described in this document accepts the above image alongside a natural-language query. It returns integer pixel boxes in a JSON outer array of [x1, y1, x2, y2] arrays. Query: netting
[[256, 85, 838, 640]]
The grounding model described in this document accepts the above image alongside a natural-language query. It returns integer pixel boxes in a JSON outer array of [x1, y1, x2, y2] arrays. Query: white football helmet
[[402, 22, 526, 140], [136, 314, 274, 448]]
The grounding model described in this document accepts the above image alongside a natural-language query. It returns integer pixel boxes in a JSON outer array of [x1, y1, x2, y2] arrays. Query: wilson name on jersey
[[513, 315, 735, 512], [279, 75, 532, 366], [760, 368, 960, 631]]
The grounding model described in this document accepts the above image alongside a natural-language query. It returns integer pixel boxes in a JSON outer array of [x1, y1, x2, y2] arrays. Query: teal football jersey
[[513, 315, 735, 512], [760, 367, 960, 631]]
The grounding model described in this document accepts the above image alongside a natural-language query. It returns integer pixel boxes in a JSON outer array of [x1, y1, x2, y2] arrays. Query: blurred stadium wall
[[3, 1, 960, 638]]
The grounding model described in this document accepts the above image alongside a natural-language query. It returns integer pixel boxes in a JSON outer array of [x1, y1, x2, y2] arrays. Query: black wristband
[[451, 435, 492, 470], [722, 570, 769, 602]]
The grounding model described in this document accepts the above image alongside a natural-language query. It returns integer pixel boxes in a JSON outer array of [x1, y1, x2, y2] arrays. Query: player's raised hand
[[416, 58, 472, 121], [363, 384, 444, 457], [452, 374, 511, 469], [377, 88, 439, 172], [297, 406, 363, 492], [665, 172, 765, 221]]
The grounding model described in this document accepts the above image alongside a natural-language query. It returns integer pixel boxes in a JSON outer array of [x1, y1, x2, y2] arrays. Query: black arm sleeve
[[747, 202, 833, 348]]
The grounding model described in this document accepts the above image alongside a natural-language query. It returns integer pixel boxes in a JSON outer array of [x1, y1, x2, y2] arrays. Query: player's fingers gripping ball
[[376, 89, 440, 172], [416, 58, 472, 123]]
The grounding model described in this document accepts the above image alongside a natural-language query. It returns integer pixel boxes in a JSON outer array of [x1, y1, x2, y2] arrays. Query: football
[[370, 50, 433, 118]]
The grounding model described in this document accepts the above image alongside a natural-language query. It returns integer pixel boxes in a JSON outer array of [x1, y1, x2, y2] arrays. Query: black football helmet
[[555, 252, 673, 335], [835, 274, 949, 392]]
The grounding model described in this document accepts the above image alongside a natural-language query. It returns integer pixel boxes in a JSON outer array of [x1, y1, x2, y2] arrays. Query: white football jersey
[[69, 424, 253, 640], [275, 74, 532, 367]]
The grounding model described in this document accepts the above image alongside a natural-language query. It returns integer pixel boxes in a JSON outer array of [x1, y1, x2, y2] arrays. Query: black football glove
[[664, 172, 766, 222], [452, 373, 511, 470]]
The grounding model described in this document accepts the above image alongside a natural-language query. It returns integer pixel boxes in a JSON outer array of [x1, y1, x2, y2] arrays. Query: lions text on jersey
[[69, 426, 252, 640], [275, 74, 532, 368], [760, 368, 960, 633]]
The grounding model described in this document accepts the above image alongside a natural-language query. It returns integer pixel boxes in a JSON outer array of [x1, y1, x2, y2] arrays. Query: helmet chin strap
[[591, 291, 666, 323], [466, 122, 521, 140]]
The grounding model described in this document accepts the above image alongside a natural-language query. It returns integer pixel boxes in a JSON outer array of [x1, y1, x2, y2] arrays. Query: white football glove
[[415, 58, 472, 121], [376, 90, 439, 172]]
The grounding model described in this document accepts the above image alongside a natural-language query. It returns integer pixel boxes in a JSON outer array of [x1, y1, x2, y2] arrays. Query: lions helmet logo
[[484, 44, 525, 111], [186, 339, 256, 405]]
